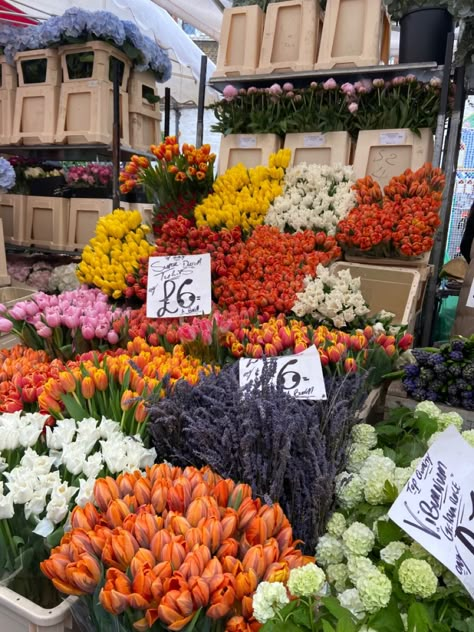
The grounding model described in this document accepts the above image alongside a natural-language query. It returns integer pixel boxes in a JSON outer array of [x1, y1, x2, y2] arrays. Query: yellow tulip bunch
[[194, 148, 291, 232], [77, 209, 154, 299]]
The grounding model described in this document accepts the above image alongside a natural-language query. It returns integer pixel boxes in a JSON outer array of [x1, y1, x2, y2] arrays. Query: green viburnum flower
[[394, 467, 412, 491], [335, 471, 364, 509], [462, 430, 474, 448], [316, 534, 345, 566], [342, 522, 375, 557], [415, 401, 441, 421], [356, 569, 392, 614], [347, 555, 377, 584], [326, 563, 348, 592], [252, 581, 289, 624], [380, 541, 408, 565], [351, 423, 378, 449], [347, 443, 370, 473], [288, 563, 326, 597], [409, 542, 444, 576], [442, 570, 462, 588], [338, 588, 366, 620], [437, 411, 463, 431], [327, 512, 346, 538], [399, 559, 438, 598]]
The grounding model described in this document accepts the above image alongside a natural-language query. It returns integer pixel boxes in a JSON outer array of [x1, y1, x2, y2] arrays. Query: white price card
[[466, 277, 474, 309], [146, 254, 212, 319], [389, 426, 474, 598], [303, 134, 325, 148], [239, 135, 257, 148], [379, 131, 406, 145], [239, 346, 327, 400]]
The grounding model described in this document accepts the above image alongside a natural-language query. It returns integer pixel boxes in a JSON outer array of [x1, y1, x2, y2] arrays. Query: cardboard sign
[[304, 134, 325, 148], [389, 426, 474, 598], [146, 254, 211, 318], [379, 131, 406, 145], [466, 277, 474, 309], [239, 346, 327, 400], [239, 135, 257, 148]]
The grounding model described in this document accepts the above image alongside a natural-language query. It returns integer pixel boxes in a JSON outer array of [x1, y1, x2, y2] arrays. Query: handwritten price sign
[[389, 426, 474, 598], [239, 347, 327, 400], [467, 277, 474, 309], [146, 254, 212, 319]]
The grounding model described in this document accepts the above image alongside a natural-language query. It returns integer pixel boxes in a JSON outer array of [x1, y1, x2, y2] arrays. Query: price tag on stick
[[389, 426, 474, 598], [146, 254, 212, 318], [239, 347, 327, 400]]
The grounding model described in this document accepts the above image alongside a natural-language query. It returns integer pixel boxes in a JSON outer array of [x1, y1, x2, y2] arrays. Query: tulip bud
[[94, 477, 120, 513], [81, 376, 95, 400], [344, 357, 358, 373], [93, 369, 108, 391], [58, 371, 77, 394]]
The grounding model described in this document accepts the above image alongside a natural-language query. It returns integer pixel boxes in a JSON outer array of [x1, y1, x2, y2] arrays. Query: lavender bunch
[[147, 364, 366, 551]]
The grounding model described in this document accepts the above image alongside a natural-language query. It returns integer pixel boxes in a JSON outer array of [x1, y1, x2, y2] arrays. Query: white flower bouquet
[[0, 411, 155, 604], [265, 163, 356, 236], [292, 264, 370, 328]]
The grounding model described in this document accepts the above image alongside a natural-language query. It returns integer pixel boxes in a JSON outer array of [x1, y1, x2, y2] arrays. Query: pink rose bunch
[[0, 288, 129, 360], [66, 163, 113, 188]]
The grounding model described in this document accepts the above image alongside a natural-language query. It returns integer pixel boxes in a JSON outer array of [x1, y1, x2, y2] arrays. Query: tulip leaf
[[376, 519, 406, 546], [321, 597, 354, 622], [61, 392, 88, 420], [181, 609, 203, 632], [368, 596, 404, 632], [336, 617, 356, 632], [407, 602, 432, 632], [322, 622, 336, 632]]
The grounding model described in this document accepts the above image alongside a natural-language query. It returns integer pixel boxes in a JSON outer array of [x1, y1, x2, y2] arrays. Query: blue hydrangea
[[0, 158, 16, 191]]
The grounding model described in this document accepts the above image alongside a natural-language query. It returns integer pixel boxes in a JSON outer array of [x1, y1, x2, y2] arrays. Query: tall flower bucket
[[55, 41, 131, 145], [11, 49, 61, 145], [0, 56, 17, 145], [315, 0, 390, 69], [284, 131, 351, 167], [257, 0, 323, 74], [217, 133, 281, 175], [352, 128, 434, 189]]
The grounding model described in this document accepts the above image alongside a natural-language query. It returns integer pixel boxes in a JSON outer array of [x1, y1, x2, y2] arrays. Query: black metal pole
[[112, 59, 121, 210], [196, 55, 208, 146], [164, 87, 171, 137]]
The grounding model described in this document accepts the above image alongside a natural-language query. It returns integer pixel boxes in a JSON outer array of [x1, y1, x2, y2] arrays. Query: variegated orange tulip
[[167, 479, 192, 513], [130, 547, 156, 577], [102, 529, 139, 571], [166, 512, 191, 537], [228, 483, 253, 510], [117, 470, 141, 497], [70, 530, 95, 556], [157, 589, 196, 631], [134, 476, 152, 506], [221, 509, 238, 540], [40, 553, 72, 585], [133, 513, 162, 548], [63, 553, 101, 594], [89, 525, 113, 557], [242, 545, 266, 580], [202, 517, 223, 554], [106, 498, 132, 528], [94, 477, 120, 512], [263, 561, 289, 583], [206, 574, 236, 619], [238, 498, 259, 531], [150, 529, 172, 560], [212, 479, 234, 507], [226, 615, 253, 632], [99, 568, 132, 615], [70, 503, 101, 530], [186, 497, 209, 527], [275, 525, 293, 552], [235, 569, 258, 600], [179, 545, 211, 580], [189, 575, 210, 608], [161, 540, 186, 569], [221, 556, 244, 577], [130, 566, 155, 609], [245, 517, 268, 546], [262, 538, 279, 567], [217, 537, 239, 559], [151, 479, 170, 514]]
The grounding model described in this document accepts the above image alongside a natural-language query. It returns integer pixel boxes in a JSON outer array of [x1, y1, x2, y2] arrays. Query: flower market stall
[[0, 1, 472, 631]]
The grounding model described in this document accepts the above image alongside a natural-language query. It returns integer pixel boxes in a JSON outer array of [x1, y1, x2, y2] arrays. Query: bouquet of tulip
[[0, 288, 129, 361], [120, 137, 216, 234], [77, 209, 155, 299], [265, 163, 356, 236], [41, 463, 313, 631], [306, 404, 474, 631], [38, 337, 217, 436], [194, 150, 290, 232], [337, 165, 445, 259], [292, 264, 370, 329], [0, 410, 155, 606]]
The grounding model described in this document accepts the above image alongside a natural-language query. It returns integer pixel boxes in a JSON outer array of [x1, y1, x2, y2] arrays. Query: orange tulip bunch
[[41, 463, 312, 632], [38, 338, 216, 437], [337, 164, 445, 258]]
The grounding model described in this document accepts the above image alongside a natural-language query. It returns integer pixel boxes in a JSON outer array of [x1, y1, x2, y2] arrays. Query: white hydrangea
[[394, 467, 412, 492], [335, 472, 364, 509], [327, 512, 347, 538], [287, 564, 326, 597], [347, 555, 377, 584], [347, 443, 370, 473], [356, 570, 392, 613], [380, 541, 408, 565], [360, 455, 396, 505], [437, 412, 463, 432], [265, 163, 356, 236], [415, 401, 441, 421], [48, 263, 80, 293], [326, 563, 348, 592], [409, 542, 445, 576], [342, 522, 375, 557], [338, 588, 366, 620], [316, 534, 345, 566], [462, 430, 474, 448], [351, 424, 378, 449], [252, 581, 289, 624]]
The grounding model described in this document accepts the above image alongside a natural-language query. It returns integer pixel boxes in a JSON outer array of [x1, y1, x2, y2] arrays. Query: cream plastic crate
[[315, 0, 390, 69], [284, 131, 352, 166], [68, 198, 113, 250], [0, 194, 27, 246], [344, 251, 431, 268], [0, 56, 17, 144], [56, 42, 130, 145], [128, 70, 161, 154], [257, 0, 323, 74], [11, 49, 61, 145], [0, 586, 76, 632], [330, 261, 421, 330], [218, 134, 281, 174], [135, 202, 154, 226], [0, 218, 10, 286], [25, 196, 69, 251], [213, 5, 265, 77], [352, 128, 434, 189]]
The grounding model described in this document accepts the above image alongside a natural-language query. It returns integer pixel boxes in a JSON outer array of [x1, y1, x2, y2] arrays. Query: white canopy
[[151, 0, 231, 42], [1, 0, 220, 104]]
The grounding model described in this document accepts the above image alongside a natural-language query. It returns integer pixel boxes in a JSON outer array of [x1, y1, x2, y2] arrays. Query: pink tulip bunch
[[0, 288, 129, 361], [66, 163, 113, 188]]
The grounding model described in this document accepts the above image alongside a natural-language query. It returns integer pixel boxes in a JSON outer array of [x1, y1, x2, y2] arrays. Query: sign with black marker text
[[146, 254, 212, 319], [239, 346, 327, 400], [389, 426, 474, 598]]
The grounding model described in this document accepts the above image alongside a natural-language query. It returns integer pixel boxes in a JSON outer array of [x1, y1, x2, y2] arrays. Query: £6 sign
[[389, 426, 474, 598], [146, 254, 212, 319]]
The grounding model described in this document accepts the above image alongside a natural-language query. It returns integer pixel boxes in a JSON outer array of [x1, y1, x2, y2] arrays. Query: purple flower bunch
[[0, 288, 129, 361], [65, 163, 113, 188]]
